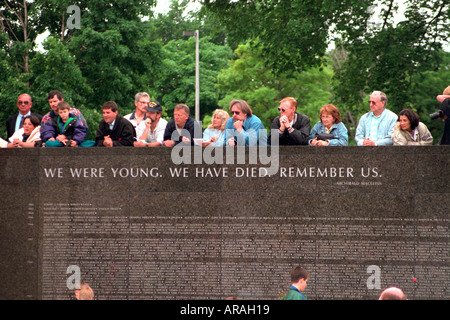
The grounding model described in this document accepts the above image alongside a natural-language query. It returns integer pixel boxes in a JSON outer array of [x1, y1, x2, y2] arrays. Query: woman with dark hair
[[6, 115, 41, 148], [309, 104, 348, 146], [392, 109, 433, 145]]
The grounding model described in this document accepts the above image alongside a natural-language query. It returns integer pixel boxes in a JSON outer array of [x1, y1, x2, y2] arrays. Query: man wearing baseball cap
[[134, 100, 168, 147]]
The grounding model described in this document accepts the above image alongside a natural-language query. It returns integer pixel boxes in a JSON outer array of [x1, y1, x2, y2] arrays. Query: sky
[[153, 0, 200, 14]]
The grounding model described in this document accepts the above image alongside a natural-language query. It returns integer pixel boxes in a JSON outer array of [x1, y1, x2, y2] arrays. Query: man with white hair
[[355, 91, 397, 146]]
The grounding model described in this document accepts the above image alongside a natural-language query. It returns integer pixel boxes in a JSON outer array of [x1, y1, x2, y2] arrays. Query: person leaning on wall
[[355, 91, 397, 146], [224, 99, 267, 146], [392, 109, 433, 145], [202, 109, 230, 147], [269, 97, 310, 145], [309, 104, 348, 146], [95, 101, 136, 147], [5, 115, 41, 148]]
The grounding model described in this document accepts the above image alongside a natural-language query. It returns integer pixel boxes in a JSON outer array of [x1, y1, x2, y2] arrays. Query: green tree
[[409, 51, 450, 144], [330, 1, 449, 143], [215, 41, 333, 130], [27, 36, 102, 138], [150, 0, 196, 44], [154, 35, 234, 121], [61, 1, 162, 111], [0, 33, 29, 137], [148, 0, 227, 46], [29, 36, 92, 113], [0, 1, 49, 75], [202, 0, 372, 73], [332, 1, 449, 109], [0, 1, 162, 138]]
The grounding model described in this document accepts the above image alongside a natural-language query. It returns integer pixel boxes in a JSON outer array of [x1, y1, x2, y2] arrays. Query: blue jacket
[[355, 109, 397, 146], [309, 121, 348, 146], [223, 115, 267, 146], [42, 113, 87, 145]]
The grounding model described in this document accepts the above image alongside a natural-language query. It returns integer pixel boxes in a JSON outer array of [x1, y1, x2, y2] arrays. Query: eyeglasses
[[231, 111, 240, 115], [18, 101, 30, 105], [320, 115, 333, 119], [278, 107, 286, 112]]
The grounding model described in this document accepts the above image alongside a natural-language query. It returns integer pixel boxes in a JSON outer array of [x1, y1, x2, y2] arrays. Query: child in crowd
[[42, 101, 87, 147], [284, 266, 309, 300]]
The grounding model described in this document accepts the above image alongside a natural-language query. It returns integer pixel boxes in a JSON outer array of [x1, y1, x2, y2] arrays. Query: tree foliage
[[332, 0, 450, 110], [202, 0, 373, 73], [408, 51, 450, 143], [215, 40, 333, 130], [1, 0, 449, 144], [0, 0, 160, 138], [154, 35, 234, 119]]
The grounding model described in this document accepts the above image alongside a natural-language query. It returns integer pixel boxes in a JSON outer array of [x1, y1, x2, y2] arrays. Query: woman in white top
[[7, 115, 41, 148], [202, 109, 230, 146], [392, 109, 433, 145]]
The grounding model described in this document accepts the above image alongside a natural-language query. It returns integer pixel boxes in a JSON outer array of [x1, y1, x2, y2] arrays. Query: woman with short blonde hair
[[203, 109, 230, 146]]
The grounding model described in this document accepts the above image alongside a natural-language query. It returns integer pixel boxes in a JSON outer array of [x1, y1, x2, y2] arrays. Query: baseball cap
[[147, 101, 162, 113]]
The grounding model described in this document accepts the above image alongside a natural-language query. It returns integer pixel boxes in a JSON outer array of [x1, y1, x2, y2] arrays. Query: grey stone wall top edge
[[1, 145, 449, 157]]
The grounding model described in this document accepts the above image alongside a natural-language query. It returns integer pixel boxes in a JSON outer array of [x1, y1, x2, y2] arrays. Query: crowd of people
[[1, 88, 449, 148]]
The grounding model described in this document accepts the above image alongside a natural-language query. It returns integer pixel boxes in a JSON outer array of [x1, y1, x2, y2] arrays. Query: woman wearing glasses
[[309, 104, 348, 146]]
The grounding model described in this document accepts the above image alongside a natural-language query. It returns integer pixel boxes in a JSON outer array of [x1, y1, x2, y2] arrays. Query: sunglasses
[[18, 101, 30, 105], [278, 107, 287, 112], [231, 111, 240, 115]]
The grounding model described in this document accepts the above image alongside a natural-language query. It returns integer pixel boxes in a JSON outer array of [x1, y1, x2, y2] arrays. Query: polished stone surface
[[0, 146, 449, 300]]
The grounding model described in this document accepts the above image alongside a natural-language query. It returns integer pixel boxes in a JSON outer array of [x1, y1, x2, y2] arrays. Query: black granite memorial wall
[[1, 146, 449, 300]]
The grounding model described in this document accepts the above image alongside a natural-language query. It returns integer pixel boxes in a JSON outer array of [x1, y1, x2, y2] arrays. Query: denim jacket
[[309, 121, 348, 146], [355, 109, 397, 146]]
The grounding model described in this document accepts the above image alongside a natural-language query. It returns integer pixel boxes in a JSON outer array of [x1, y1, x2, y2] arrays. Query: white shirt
[[124, 112, 146, 139], [15, 111, 31, 132], [144, 118, 168, 145]]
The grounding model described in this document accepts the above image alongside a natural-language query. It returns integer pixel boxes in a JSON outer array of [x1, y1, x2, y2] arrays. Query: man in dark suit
[[269, 97, 310, 145], [6, 94, 42, 139], [95, 101, 136, 147], [163, 103, 202, 147]]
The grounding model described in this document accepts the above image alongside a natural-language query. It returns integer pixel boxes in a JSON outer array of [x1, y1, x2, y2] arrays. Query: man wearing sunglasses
[[224, 99, 267, 146], [269, 97, 310, 145], [6, 93, 42, 139]]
